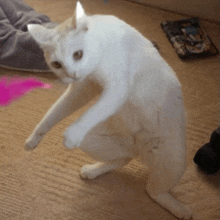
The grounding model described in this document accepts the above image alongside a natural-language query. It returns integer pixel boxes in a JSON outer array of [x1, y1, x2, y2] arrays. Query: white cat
[[25, 2, 192, 219]]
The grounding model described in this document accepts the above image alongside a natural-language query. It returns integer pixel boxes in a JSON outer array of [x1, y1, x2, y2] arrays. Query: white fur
[[25, 2, 192, 219]]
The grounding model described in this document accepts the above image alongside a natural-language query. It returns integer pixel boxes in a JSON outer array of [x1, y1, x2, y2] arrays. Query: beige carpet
[[0, 0, 219, 219]]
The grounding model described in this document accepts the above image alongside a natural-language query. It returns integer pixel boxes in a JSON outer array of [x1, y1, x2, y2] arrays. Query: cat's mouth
[[59, 72, 80, 83], [63, 72, 81, 82], [61, 76, 82, 84]]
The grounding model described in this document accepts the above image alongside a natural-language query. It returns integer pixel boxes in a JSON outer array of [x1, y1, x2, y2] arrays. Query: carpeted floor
[[0, 0, 219, 219]]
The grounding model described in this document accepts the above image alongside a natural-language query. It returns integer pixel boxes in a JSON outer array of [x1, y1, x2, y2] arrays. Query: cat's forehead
[[54, 30, 84, 48], [56, 18, 73, 34], [47, 30, 85, 59], [54, 19, 74, 40], [54, 20, 85, 43]]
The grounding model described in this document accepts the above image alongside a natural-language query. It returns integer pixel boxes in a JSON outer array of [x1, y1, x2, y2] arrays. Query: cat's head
[[28, 2, 101, 84]]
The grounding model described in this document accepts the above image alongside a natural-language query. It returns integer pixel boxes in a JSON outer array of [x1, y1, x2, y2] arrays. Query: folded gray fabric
[[0, 0, 58, 72]]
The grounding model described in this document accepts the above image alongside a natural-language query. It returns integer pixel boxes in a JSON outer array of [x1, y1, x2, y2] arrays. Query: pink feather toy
[[0, 76, 51, 107]]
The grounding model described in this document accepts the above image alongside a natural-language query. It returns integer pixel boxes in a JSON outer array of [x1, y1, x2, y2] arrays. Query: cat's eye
[[51, 61, 62, 69], [73, 50, 83, 60]]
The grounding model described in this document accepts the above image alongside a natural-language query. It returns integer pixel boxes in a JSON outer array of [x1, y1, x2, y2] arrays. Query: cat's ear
[[27, 24, 54, 48], [72, 1, 88, 31]]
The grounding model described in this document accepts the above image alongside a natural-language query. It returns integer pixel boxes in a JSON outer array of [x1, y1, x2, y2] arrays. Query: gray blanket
[[0, 0, 58, 72]]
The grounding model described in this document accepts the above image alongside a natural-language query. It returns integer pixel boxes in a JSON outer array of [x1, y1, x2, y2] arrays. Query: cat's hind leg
[[79, 122, 134, 179], [80, 158, 131, 179], [143, 82, 192, 219], [145, 139, 192, 219], [147, 191, 192, 220]]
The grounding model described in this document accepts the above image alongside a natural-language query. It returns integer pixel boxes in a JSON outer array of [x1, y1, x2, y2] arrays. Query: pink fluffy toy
[[0, 76, 51, 107]]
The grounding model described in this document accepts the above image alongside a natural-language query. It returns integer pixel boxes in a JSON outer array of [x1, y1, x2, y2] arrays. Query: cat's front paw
[[80, 163, 105, 179], [80, 164, 99, 179], [25, 133, 44, 151], [63, 124, 86, 149]]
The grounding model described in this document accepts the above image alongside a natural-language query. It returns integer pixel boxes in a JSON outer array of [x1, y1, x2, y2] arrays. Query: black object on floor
[[161, 17, 219, 59], [194, 128, 220, 174]]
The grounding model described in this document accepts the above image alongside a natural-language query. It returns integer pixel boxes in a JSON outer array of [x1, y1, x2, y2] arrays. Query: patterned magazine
[[161, 17, 219, 59]]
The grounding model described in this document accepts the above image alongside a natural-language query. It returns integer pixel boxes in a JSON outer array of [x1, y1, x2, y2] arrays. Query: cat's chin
[[59, 77, 84, 84], [54, 78, 74, 85], [62, 78, 74, 84]]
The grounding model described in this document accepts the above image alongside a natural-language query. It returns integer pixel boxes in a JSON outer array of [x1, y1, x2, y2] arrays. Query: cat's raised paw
[[25, 133, 42, 151], [63, 125, 86, 149]]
